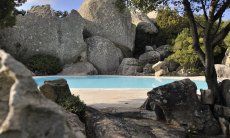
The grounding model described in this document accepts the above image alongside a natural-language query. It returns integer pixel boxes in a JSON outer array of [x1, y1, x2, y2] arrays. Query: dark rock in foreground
[[39, 79, 72, 102], [142, 79, 221, 136], [85, 107, 186, 138]]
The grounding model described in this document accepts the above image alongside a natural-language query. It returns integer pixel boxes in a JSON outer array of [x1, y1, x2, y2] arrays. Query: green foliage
[[115, 0, 127, 12], [153, 8, 189, 46], [0, 0, 16, 28], [0, 0, 26, 29], [57, 95, 86, 122], [26, 54, 63, 75], [224, 32, 230, 47], [168, 28, 224, 69]]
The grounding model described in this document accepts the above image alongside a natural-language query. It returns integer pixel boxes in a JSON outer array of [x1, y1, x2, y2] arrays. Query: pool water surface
[[34, 75, 208, 90]]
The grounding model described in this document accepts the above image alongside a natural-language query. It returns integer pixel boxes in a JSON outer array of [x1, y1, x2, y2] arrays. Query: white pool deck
[[69, 76, 218, 109]]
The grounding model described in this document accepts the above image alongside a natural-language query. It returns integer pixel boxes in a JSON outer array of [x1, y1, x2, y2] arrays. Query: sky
[[18, 0, 230, 20], [18, 0, 84, 11]]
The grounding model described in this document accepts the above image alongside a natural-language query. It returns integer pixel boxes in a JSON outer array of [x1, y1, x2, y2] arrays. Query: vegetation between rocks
[[57, 95, 86, 122], [26, 54, 63, 75]]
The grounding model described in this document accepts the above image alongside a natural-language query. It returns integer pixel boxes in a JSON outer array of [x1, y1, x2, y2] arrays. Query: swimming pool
[[34, 75, 208, 90]]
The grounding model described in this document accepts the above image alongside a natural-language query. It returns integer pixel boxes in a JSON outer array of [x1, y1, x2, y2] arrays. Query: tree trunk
[[204, 42, 222, 104]]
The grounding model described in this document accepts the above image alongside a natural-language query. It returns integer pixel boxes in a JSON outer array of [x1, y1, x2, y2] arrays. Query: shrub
[[26, 54, 63, 75], [153, 8, 189, 46], [167, 28, 224, 70], [57, 95, 86, 122], [224, 33, 230, 47]]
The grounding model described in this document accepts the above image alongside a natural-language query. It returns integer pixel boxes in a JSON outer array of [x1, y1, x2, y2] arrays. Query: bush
[[167, 28, 224, 70], [153, 8, 189, 46], [26, 54, 63, 75], [57, 95, 86, 122], [224, 33, 230, 47]]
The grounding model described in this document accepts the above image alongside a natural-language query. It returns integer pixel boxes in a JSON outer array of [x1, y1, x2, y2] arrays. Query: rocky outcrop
[[0, 50, 82, 138], [79, 0, 135, 51], [143, 63, 154, 75], [0, 5, 87, 64], [86, 36, 123, 74], [155, 45, 171, 60], [132, 10, 158, 57], [85, 107, 186, 138], [59, 62, 98, 75], [215, 64, 230, 78], [39, 79, 72, 102], [142, 79, 221, 135], [131, 10, 158, 34], [222, 48, 230, 66], [147, 10, 158, 22], [117, 58, 142, 75]]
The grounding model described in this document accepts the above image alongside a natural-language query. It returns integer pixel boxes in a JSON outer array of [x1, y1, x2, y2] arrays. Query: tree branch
[[196, 21, 205, 29], [213, 0, 230, 21], [212, 22, 230, 47], [183, 0, 205, 65], [201, 0, 209, 21], [213, 16, 222, 36], [209, 0, 219, 21]]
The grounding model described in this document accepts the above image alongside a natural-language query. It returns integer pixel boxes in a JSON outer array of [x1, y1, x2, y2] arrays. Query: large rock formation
[[86, 36, 123, 74], [59, 62, 98, 75], [131, 10, 158, 34], [142, 79, 221, 135], [132, 10, 158, 57], [78, 0, 135, 51], [0, 50, 84, 138], [0, 5, 87, 64]]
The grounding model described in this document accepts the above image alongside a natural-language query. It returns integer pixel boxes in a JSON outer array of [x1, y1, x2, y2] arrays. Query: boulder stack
[[0, 50, 84, 138]]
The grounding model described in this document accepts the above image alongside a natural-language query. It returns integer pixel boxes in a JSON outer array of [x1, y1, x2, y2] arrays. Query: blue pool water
[[34, 75, 208, 90]]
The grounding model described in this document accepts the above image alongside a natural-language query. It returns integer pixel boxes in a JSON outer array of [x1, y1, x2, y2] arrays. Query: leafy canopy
[[0, 0, 26, 29]]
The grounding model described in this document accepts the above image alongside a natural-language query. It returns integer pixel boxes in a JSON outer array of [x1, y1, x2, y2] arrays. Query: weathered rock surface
[[39, 79, 72, 102], [133, 10, 158, 57], [165, 61, 180, 72], [215, 64, 230, 78], [222, 48, 230, 67], [152, 61, 167, 72], [155, 69, 168, 77], [0, 50, 81, 138], [86, 36, 123, 74], [0, 5, 87, 64], [219, 79, 230, 107], [79, 0, 135, 51], [142, 79, 221, 135], [117, 58, 142, 75], [85, 107, 186, 138], [139, 51, 161, 65], [214, 105, 230, 118], [59, 62, 98, 76], [147, 10, 158, 22], [143, 63, 154, 75], [131, 10, 158, 34], [155, 45, 171, 60], [145, 45, 155, 52], [65, 111, 86, 138]]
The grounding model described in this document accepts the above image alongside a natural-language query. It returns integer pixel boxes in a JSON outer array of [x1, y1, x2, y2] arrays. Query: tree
[[124, 0, 230, 103], [0, 0, 26, 29]]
